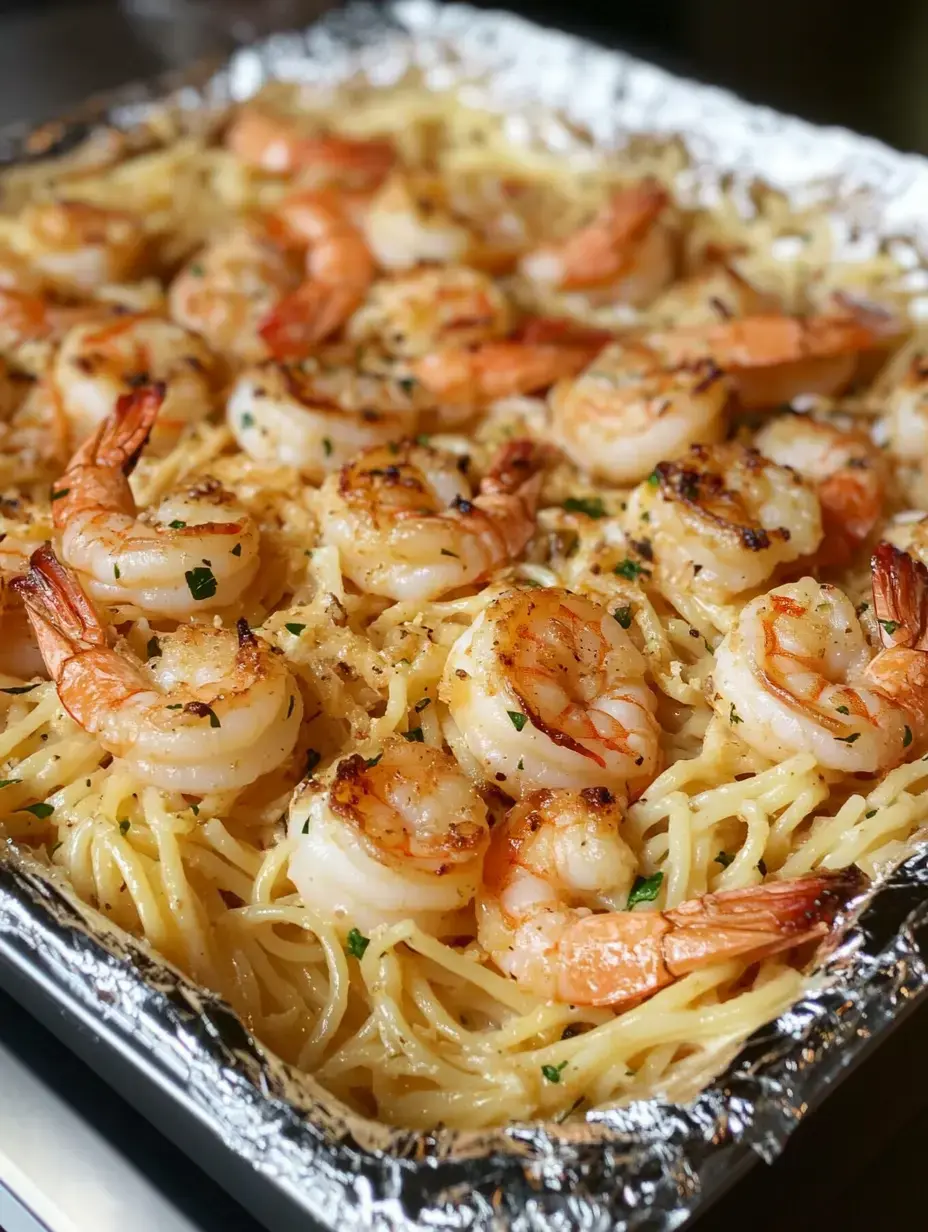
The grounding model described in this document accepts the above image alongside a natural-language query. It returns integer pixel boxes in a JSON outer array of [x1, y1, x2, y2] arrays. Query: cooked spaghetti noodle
[[0, 79, 925, 1132]]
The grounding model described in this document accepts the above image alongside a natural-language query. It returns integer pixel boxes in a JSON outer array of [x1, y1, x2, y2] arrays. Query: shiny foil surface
[[2, 5, 928, 1229]]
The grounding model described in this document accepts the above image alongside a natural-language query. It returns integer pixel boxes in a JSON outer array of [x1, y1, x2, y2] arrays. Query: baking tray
[[3, 4, 928, 1230]]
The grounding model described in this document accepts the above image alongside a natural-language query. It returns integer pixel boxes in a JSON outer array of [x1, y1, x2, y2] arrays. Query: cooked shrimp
[[519, 180, 675, 306], [347, 265, 513, 358], [318, 438, 545, 601], [169, 224, 303, 363], [648, 305, 899, 409], [712, 546, 928, 772], [649, 255, 780, 327], [412, 337, 600, 409], [12, 546, 301, 792], [256, 190, 375, 360], [441, 588, 661, 797], [550, 342, 729, 484], [0, 287, 106, 356], [227, 359, 414, 480], [225, 103, 395, 186], [884, 350, 928, 460], [53, 314, 221, 447], [754, 415, 886, 564], [288, 736, 489, 934], [13, 201, 147, 293], [363, 172, 474, 271], [478, 793, 861, 1006], [628, 443, 823, 600], [53, 386, 260, 616]]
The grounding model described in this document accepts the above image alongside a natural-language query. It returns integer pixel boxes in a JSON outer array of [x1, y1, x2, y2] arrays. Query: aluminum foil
[[3, 4, 928, 1229]]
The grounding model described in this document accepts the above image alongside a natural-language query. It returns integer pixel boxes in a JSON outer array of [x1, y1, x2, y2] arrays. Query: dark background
[[0, 2, 927, 1231]]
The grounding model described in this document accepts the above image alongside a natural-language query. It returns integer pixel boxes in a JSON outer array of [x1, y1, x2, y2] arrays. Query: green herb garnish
[[507, 711, 528, 731], [627, 871, 663, 909], [541, 1061, 568, 1084], [346, 928, 370, 959], [185, 566, 217, 601], [563, 496, 606, 519]]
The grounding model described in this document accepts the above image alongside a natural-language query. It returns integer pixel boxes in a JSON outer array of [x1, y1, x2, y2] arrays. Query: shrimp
[[884, 350, 928, 460], [169, 224, 303, 363], [754, 415, 886, 565], [225, 103, 395, 187], [519, 180, 675, 306], [318, 438, 546, 602], [347, 265, 513, 358], [13, 201, 148, 293], [0, 287, 107, 356], [550, 342, 729, 485], [11, 546, 301, 793], [627, 443, 823, 600], [478, 793, 861, 1008], [412, 337, 601, 409], [649, 254, 780, 328], [648, 305, 899, 410], [441, 588, 661, 797], [53, 386, 260, 616], [256, 190, 375, 360], [53, 314, 221, 448], [288, 736, 489, 934], [712, 546, 928, 773], [227, 359, 416, 480], [363, 172, 474, 272]]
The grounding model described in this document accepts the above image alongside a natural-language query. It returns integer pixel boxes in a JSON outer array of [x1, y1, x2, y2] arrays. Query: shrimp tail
[[480, 437, 552, 497], [871, 540, 928, 650], [258, 282, 358, 359], [10, 544, 106, 677], [70, 383, 165, 476], [661, 867, 866, 974]]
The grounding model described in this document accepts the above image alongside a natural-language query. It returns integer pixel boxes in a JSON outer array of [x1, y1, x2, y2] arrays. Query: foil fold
[[2, 4, 928, 1228]]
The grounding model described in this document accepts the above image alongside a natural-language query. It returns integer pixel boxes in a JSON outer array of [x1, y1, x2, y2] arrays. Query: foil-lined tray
[[3, 4, 928, 1229]]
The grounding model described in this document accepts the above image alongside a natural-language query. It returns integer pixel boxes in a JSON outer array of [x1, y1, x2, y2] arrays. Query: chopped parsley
[[627, 871, 663, 909], [541, 1061, 568, 1084], [517, 758, 524, 771], [865, 809, 877, 819], [880, 619, 900, 636], [646, 471, 660, 488], [118, 819, 131, 836], [0, 779, 20, 789], [50, 487, 70, 501], [835, 732, 860, 744], [346, 928, 370, 959], [287, 695, 295, 719], [714, 850, 734, 868], [440, 548, 459, 558], [240, 412, 255, 429], [836, 705, 849, 715], [403, 727, 424, 743], [414, 697, 432, 712], [190, 803, 200, 817], [205, 706, 221, 728], [166, 703, 183, 710], [856, 601, 870, 615], [285, 622, 306, 636], [729, 704, 742, 725], [169, 520, 187, 529], [563, 496, 606, 519], [113, 564, 121, 580], [614, 558, 646, 581], [613, 606, 632, 629], [185, 566, 217, 602], [365, 753, 383, 769], [147, 636, 162, 659], [1, 683, 40, 695], [904, 725, 913, 748], [305, 749, 321, 775], [757, 858, 768, 876], [18, 802, 53, 819], [507, 710, 528, 732], [231, 543, 242, 556], [322, 437, 333, 457], [189, 261, 204, 277]]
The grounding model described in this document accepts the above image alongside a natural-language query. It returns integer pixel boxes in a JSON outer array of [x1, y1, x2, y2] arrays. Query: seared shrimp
[[319, 438, 545, 602], [225, 103, 395, 187], [257, 190, 375, 359], [649, 305, 898, 409], [754, 415, 886, 565], [347, 265, 513, 358], [53, 386, 260, 616], [550, 342, 729, 484], [441, 588, 661, 797], [363, 172, 474, 272], [12, 546, 301, 792], [13, 201, 148, 293], [227, 359, 414, 481], [412, 337, 600, 409], [288, 736, 489, 934], [478, 793, 860, 1007], [628, 443, 823, 600], [519, 180, 675, 306], [169, 224, 303, 363], [53, 314, 220, 447], [713, 545, 928, 772]]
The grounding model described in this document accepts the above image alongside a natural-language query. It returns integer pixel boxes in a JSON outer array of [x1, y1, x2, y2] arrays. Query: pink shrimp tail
[[871, 541, 928, 650], [10, 544, 105, 679], [68, 383, 164, 475]]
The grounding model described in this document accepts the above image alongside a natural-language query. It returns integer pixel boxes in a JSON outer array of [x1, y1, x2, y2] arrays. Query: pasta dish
[[0, 79, 925, 1132]]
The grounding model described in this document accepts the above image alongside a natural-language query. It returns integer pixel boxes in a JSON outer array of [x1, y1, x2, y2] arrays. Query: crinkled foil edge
[[2, 4, 928, 1229]]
